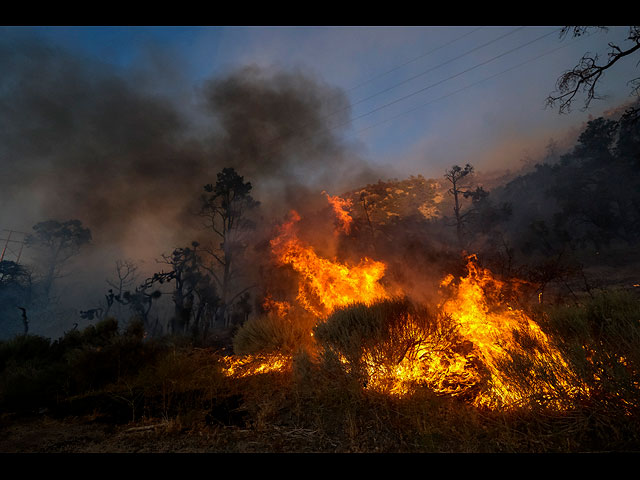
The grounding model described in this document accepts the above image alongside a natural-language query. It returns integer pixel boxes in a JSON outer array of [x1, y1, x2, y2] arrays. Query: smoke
[[0, 36, 386, 259]]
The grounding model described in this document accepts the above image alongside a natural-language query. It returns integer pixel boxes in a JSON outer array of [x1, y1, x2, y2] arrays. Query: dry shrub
[[543, 289, 640, 412], [232, 309, 317, 356], [313, 297, 459, 383]]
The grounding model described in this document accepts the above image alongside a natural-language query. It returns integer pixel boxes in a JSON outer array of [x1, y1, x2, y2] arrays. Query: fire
[[262, 294, 292, 318], [436, 255, 586, 408], [221, 353, 291, 378], [222, 201, 589, 411], [335, 256, 588, 409], [269, 210, 389, 318], [322, 191, 353, 234]]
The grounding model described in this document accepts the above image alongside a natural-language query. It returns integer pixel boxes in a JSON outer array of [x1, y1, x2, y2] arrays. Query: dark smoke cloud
[[201, 64, 385, 217], [0, 36, 386, 254]]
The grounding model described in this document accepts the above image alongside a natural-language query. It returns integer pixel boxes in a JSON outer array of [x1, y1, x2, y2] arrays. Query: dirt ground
[[0, 412, 337, 454]]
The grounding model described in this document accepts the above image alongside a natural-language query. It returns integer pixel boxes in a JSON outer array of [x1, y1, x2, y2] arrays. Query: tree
[[25, 219, 91, 299], [444, 164, 475, 248], [0, 260, 32, 336], [199, 168, 260, 326], [159, 242, 220, 335], [547, 26, 640, 113]]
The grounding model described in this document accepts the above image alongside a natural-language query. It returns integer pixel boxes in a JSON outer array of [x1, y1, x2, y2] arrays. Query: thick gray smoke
[[0, 36, 385, 255], [0, 34, 390, 337]]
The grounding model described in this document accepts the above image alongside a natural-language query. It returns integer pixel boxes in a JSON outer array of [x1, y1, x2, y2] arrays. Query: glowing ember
[[221, 353, 291, 378], [270, 210, 389, 317]]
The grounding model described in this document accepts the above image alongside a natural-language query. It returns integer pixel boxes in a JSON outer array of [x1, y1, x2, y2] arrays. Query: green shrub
[[0, 317, 164, 413]]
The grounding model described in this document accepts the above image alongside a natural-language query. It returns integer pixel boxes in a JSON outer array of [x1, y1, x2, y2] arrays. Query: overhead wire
[[252, 27, 521, 158], [347, 26, 525, 112], [354, 30, 594, 136], [343, 27, 561, 128], [249, 27, 564, 164], [345, 26, 483, 94]]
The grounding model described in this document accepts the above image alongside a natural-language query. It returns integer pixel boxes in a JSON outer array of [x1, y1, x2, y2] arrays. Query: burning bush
[[313, 297, 483, 398]]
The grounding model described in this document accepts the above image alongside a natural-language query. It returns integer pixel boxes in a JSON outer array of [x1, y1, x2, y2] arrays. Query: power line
[[344, 27, 561, 127], [354, 32, 593, 136], [254, 27, 555, 163], [348, 26, 525, 112], [346, 26, 483, 94]]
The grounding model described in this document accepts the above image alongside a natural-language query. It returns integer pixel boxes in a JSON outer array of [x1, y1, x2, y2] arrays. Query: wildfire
[[221, 200, 590, 411], [269, 210, 389, 318], [326, 255, 588, 409], [322, 191, 353, 234], [434, 255, 585, 408], [221, 353, 291, 378]]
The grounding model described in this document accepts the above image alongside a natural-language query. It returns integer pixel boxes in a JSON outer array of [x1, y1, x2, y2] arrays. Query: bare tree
[[444, 164, 475, 248], [547, 26, 640, 113]]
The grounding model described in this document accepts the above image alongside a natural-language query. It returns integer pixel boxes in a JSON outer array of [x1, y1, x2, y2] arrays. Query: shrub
[[312, 297, 465, 395], [232, 309, 317, 356], [543, 289, 640, 412]]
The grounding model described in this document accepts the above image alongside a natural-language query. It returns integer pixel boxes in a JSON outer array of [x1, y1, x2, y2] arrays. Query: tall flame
[[223, 205, 589, 411], [322, 191, 354, 235], [269, 210, 388, 317], [437, 255, 586, 408], [356, 256, 588, 409]]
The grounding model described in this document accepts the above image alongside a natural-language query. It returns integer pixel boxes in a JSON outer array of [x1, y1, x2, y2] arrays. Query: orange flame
[[323, 191, 354, 235], [221, 353, 291, 378], [437, 255, 586, 408], [223, 207, 590, 411], [269, 210, 388, 317], [351, 256, 588, 409]]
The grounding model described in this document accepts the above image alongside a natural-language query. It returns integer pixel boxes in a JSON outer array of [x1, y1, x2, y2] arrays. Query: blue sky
[[5, 25, 638, 181]]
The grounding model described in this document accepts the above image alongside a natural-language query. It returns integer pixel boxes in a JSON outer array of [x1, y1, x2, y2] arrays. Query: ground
[[0, 411, 335, 453]]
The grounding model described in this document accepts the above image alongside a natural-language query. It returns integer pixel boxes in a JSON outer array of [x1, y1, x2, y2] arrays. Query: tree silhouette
[[159, 242, 220, 335], [0, 260, 32, 336], [547, 26, 640, 113], [444, 164, 475, 248], [199, 167, 260, 326], [25, 219, 91, 299]]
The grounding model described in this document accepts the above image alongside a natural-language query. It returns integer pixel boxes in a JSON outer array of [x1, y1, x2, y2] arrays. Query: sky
[[4, 25, 637, 174], [1, 25, 638, 335], [1, 25, 639, 254]]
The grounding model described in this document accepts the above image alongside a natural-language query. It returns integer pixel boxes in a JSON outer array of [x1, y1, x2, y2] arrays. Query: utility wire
[[355, 31, 593, 136], [348, 26, 525, 112], [346, 26, 483, 93], [252, 27, 519, 156], [344, 27, 561, 127], [251, 27, 561, 164]]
